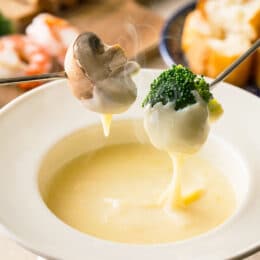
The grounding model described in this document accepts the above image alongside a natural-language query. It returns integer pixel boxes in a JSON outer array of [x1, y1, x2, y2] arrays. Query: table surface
[[0, 0, 259, 259]]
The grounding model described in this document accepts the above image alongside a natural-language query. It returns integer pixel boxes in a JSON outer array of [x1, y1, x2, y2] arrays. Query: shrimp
[[0, 35, 52, 89], [26, 13, 79, 66]]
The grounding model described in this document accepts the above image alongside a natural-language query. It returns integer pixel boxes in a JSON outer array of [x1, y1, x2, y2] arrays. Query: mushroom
[[64, 32, 139, 114]]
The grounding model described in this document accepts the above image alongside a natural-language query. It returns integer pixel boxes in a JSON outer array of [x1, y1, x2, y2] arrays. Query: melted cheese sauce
[[46, 143, 236, 244]]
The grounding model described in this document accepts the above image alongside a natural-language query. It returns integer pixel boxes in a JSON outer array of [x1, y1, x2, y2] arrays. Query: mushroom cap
[[64, 32, 139, 114]]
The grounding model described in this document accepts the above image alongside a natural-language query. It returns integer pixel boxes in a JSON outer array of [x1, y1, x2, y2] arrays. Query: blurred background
[[0, 0, 259, 107]]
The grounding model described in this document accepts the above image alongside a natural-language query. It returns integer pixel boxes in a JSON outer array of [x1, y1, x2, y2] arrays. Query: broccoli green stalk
[[142, 65, 213, 111], [0, 13, 13, 36]]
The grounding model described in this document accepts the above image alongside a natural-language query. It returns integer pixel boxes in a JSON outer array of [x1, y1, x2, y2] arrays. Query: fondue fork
[[209, 38, 260, 88]]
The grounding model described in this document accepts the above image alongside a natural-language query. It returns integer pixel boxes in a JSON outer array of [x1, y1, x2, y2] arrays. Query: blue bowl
[[159, 1, 260, 97], [159, 1, 195, 67]]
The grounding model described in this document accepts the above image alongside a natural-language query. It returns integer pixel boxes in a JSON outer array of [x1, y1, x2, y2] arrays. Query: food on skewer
[[143, 65, 223, 209], [65, 32, 139, 136], [0, 13, 140, 136]]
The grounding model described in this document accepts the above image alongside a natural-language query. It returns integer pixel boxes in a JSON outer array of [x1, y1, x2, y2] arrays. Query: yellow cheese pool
[[45, 142, 236, 244]]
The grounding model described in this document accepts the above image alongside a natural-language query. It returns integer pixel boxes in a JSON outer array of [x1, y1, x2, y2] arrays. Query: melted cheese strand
[[159, 154, 184, 209], [100, 114, 113, 137], [169, 154, 184, 209], [159, 154, 204, 210]]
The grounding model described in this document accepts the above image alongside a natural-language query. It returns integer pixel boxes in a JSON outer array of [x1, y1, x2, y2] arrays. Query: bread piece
[[181, 10, 214, 75], [181, 11, 253, 86], [198, 0, 260, 41]]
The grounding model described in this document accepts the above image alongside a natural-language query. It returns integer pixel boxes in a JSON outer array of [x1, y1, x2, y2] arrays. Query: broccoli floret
[[208, 98, 223, 122], [0, 13, 13, 36], [142, 65, 213, 111]]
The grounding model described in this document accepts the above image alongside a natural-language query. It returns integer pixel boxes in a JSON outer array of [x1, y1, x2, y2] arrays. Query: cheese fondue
[[45, 142, 236, 244]]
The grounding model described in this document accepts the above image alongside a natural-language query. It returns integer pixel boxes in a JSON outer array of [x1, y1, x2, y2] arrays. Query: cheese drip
[[100, 114, 113, 137], [64, 32, 139, 138]]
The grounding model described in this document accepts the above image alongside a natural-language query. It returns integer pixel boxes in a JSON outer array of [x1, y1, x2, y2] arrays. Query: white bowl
[[0, 69, 260, 260]]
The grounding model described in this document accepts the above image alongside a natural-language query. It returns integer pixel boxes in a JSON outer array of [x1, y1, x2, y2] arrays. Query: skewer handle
[[0, 71, 66, 86]]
